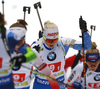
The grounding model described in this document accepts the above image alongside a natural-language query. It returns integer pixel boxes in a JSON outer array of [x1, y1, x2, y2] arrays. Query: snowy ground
[[29, 67, 71, 89]]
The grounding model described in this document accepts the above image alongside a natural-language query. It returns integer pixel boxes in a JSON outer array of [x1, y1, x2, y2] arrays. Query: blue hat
[[86, 53, 100, 62]]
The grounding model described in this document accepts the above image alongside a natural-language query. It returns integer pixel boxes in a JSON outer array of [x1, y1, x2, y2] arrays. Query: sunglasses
[[45, 39, 58, 43]]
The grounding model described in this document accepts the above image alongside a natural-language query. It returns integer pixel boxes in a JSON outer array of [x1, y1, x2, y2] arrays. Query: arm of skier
[[67, 63, 83, 89], [62, 18, 92, 51], [73, 32, 92, 50], [73, 17, 92, 50], [63, 32, 91, 50], [64, 54, 77, 69], [32, 48, 60, 89]]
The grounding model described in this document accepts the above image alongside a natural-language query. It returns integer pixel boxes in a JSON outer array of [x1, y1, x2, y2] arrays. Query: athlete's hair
[[44, 21, 58, 29], [86, 42, 99, 53], [10, 19, 28, 30], [0, 12, 6, 25]]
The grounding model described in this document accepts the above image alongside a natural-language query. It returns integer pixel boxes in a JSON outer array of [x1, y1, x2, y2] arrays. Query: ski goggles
[[45, 38, 58, 43], [43, 34, 59, 43], [86, 53, 100, 62]]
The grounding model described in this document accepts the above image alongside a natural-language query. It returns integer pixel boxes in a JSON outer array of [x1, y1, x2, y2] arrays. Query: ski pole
[[23, 6, 31, 20], [21, 65, 77, 89], [79, 16, 86, 89], [34, 2, 44, 31], [90, 25, 96, 39], [2, 0, 4, 15], [1, 0, 11, 57]]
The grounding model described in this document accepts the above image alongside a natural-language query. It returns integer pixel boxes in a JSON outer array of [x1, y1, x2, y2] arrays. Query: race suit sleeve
[[62, 32, 92, 51], [73, 32, 91, 50], [31, 48, 60, 89], [64, 54, 77, 69], [67, 63, 83, 89]]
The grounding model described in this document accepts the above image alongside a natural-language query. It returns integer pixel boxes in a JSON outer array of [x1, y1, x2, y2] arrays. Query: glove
[[31, 72, 36, 80], [73, 81, 84, 89], [10, 55, 26, 71], [32, 44, 40, 52], [79, 16, 88, 32], [58, 83, 65, 89], [30, 69, 37, 80]]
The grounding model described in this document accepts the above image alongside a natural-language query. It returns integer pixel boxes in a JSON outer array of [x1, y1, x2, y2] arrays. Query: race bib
[[13, 73, 26, 82]]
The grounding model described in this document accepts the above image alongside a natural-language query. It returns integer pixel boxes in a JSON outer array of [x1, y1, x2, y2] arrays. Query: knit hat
[[9, 19, 28, 38], [43, 21, 59, 39], [86, 53, 99, 62], [86, 42, 100, 62]]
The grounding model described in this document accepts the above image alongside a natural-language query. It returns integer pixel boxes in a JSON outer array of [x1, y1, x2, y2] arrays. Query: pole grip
[[23, 6, 31, 20], [34, 2, 41, 9], [23, 6, 31, 14]]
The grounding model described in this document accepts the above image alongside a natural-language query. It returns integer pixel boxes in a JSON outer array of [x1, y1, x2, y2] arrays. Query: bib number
[[13, 73, 25, 82], [48, 62, 61, 72]]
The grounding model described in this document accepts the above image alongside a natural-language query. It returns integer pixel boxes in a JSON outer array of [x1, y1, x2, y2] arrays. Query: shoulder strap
[[1, 26, 11, 57], [71, 51, 82, 69], [57, 41, 65, 57]]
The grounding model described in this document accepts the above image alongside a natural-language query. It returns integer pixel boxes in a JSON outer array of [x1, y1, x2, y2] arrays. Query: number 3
[[0, 58, 3, 69]]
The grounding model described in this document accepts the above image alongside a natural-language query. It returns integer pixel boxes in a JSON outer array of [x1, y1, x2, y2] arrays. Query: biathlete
[[0, 13, 59, 89], [31, 19, 92, 89], [67, 42, 100, 89]]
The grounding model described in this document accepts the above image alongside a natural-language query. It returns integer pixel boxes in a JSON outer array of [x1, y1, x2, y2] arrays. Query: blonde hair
[[86, 42, 99, 53], [44, 21, 58, 29]]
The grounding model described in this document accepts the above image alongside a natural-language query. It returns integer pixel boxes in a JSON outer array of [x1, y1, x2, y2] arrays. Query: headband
[[43, 28, 59, 39], [9, 27, 26, 39], [86, 53, 99, 62]]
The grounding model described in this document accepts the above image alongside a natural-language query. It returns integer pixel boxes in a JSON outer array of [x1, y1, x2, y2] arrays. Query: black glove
[[79, 16, 88, 32], [33, 44, 40, 53], [10, 55, 26, 71]]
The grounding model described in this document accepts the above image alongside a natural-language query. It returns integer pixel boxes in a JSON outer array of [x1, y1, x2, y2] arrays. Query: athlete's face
[[87, 61, 100, 71], [45, 39, 58, 48]]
